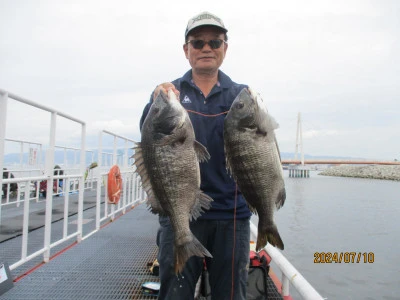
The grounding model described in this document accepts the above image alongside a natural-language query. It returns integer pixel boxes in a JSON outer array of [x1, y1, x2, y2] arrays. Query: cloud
[[1, 0, 399, 160], [302, 130, 340, 139]]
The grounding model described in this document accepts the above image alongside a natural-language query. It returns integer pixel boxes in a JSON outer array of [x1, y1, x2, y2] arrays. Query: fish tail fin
[[257, 224, 284, 251], [174, 235, 212, 274]]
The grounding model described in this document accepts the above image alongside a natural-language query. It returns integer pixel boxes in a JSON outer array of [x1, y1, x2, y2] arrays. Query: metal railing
[[1, 89, 145, 272], [250, 222, 324, 300]]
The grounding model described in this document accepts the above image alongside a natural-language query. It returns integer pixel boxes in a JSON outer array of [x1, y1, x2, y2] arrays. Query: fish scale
[[134, 89, 213, 273], [224, 87, 286, 251]]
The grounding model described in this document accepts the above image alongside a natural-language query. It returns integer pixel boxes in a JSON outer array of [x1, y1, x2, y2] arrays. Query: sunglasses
[[186, 39, 226, 50]]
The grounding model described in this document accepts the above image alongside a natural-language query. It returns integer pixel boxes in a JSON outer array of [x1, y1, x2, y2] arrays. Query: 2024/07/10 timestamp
[[314, 252, 374, 263]]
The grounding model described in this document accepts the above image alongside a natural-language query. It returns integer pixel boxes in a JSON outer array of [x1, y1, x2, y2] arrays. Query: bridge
[[282, 159, 400, 166], [287, 112, 399, 167], [283, 112, 400, 177]]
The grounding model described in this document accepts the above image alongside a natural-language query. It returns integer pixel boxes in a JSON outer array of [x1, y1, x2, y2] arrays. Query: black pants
[[156, 216, 250, 300]]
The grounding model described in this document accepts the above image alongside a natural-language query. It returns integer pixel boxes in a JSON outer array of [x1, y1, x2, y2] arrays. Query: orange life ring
[[107, 165, 122, 204]]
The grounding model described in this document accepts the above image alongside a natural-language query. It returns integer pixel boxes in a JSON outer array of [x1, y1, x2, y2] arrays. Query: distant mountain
[[279, 152, 356, 160], [4, 149, 358, 168], [3, 148, 135, 168]]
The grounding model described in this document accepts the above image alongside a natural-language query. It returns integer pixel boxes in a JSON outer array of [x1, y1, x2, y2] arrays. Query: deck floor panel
[[1, 204, 160, 300], [1, 202, 283, 299]]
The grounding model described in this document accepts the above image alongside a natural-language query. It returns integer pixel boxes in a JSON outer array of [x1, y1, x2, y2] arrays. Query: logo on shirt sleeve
[[182, 95, 192, 104]]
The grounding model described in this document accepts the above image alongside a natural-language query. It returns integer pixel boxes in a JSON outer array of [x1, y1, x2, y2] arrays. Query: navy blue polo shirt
[[139, 70, 251, 220]]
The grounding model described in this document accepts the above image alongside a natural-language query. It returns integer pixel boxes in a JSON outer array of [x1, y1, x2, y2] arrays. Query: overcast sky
[[1, 0, 399, 160]]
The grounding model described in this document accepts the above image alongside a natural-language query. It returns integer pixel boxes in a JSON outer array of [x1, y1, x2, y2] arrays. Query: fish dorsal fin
[[259, 113, 279, 134], [194, 140, 210, 163], [189, 191, 213, 221], [224, 142, 234, 178], [274, 136, 282, 162], [248, 88, 279, 135], [132, 142, 165, 215]]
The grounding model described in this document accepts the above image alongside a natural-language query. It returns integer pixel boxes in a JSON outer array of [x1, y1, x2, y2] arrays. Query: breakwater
[[318, 165, 400, 181]]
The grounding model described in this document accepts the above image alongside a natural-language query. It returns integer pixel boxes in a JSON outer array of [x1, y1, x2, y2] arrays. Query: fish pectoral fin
[[189, 191, 213, 221], [194, 140, 210, 163], [159, 127, 187, 146], [275, 188, 286, 210], [146, 194, 166, 215]]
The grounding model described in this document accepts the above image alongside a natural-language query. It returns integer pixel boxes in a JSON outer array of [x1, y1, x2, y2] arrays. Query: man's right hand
[[153, 83, 180, 101]]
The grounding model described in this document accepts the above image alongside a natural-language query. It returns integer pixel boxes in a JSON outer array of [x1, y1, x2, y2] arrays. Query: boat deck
[[1, 202, 282, 299]]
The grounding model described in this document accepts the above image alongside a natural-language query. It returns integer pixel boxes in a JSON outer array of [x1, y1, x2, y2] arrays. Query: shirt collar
[[181, 69, 233, 89]]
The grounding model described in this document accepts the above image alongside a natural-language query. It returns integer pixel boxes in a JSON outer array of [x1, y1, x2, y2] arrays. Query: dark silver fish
[[134, 90, 213, 273], [224, 87, 285, 250]]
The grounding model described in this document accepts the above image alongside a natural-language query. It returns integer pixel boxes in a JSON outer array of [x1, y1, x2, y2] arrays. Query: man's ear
[[183, 44, 189, 59]]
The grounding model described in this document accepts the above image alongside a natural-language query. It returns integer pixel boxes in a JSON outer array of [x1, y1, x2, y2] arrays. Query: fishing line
[[185, 107, 238, 298], [186, 109, 229, 117], [230, 183, 238, 300]]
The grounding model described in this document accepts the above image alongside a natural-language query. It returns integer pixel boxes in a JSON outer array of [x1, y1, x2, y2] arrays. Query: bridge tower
[[294, 112, 304, 165], [289, 112, 310, 178]]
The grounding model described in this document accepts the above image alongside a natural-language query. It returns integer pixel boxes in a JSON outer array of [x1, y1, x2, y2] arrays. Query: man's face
[[183, 26, 228, 75]]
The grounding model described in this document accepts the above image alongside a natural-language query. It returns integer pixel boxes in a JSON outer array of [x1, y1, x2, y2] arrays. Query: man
[[139, 11, 251, 299]]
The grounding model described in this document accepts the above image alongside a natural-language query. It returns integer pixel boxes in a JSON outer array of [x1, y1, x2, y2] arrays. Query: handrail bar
[[0, 89, 85, 125], [102, 130, 137, 143], [2, 174, 82, 184]]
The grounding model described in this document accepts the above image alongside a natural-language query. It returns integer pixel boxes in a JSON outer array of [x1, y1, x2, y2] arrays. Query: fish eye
[[153, 107, 160, 114], [236, 102, 244, 109]]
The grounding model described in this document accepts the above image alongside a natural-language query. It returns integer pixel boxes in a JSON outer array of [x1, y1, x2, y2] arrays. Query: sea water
[[252, 170, 400, 300]]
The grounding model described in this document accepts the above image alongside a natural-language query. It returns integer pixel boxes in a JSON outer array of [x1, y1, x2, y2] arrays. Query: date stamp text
[[314, 252, 374, 263]]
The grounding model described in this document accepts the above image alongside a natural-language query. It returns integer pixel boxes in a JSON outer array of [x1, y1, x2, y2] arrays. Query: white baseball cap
[[185, 11, 227, 38]]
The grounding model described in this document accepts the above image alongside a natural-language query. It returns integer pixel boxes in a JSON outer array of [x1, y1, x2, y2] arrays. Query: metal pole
[[124, 139, 128, 169], [44, 111, 57, 262], [21, 182, 31, 260], [63, 177, 70, 239], [0, 91, 8, 226], [19, 141, 23, 168], [294, 112, 299, 160], [282, 274, 291, 298], [299, 112, 304, 166], [113, 135, 117, 166], [96, 132, 102, 231], [77, 123, 86, 243], [123, 140, 128, 213]]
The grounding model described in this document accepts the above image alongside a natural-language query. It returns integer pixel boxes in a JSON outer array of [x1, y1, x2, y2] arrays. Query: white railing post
[[124, 140, 128, 168], [21, 182, 31, 260], [113, 135, 117, 165], [77, 123, 86, 243], [96, 132, 103, 231], [0, 91, 8, 225], [44, 111, 57, 262], [282, 274, 290, 298], [19, 141, 23, 168], [63, 177, 70, 239]]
